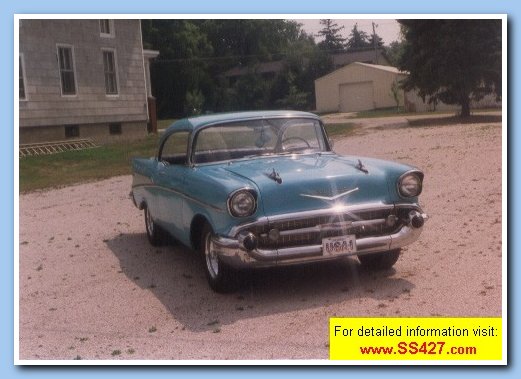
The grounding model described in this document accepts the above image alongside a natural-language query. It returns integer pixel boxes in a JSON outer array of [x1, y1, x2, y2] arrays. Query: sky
[[294, 18, 402, 45]]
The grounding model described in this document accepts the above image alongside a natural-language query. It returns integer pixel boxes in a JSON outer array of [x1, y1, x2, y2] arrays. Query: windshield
[[192, 118, 329, 164]]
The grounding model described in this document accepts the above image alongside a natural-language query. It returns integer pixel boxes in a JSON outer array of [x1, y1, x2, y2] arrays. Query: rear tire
[[358, 249, 401, 270], [200, 223, 237, 293], [144, 204, 163, 246]]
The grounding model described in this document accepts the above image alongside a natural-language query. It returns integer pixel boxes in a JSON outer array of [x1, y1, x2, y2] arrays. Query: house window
[[99, 20, 114, 37], [103, 50, 118, 95], [19, 54, 26, 100], [65, 125, 80, 138], [109, 123, 122, 135], [57, 46, 76, 95]]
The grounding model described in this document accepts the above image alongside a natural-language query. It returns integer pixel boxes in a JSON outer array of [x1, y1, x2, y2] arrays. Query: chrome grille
[[250, 208, 403, 249]]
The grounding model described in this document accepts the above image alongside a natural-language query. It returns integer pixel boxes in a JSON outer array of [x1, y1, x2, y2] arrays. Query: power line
[[151, 46, 387, 64]]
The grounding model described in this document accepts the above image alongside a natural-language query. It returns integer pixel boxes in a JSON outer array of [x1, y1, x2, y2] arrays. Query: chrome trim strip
[[300, 187, 359, 201], [131, 183, 225, 213]]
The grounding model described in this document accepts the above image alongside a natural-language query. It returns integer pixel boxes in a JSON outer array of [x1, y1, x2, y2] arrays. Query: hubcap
[[204, 233, 219, 279]]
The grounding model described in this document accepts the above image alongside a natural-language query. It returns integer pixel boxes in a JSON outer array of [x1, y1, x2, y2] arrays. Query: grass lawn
[[324, 122, 357, 137], [20, 134, 160, 192], [157, 118, 176, 130]]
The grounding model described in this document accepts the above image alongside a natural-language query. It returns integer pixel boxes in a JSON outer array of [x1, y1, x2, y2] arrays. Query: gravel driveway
[[18, 116, 503, 361]]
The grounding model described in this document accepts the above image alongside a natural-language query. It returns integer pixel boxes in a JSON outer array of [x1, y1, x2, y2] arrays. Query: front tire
[[357, 249, 401, 270], [144, 204, 163, 246], [200, 223, 236, 293]]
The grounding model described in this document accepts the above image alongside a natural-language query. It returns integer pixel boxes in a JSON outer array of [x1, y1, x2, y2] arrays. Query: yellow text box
[[330, 317, 502, 361]]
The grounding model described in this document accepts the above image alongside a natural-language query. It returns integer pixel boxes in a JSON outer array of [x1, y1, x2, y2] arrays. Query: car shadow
[[105, 233, 415, 332]]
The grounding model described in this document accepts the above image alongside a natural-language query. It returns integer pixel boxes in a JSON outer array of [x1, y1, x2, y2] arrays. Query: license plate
[[322, 235, 357, 256]]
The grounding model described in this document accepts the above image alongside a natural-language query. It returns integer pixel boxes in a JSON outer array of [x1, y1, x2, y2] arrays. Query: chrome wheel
[[143, 205, 163, 246], [204, 232, 219, 279], [199, 223, 236, 292], [145, 206, 154, 235]]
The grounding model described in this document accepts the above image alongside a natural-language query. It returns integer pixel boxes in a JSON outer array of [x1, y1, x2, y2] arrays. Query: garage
[[339, 81, 374, 112], [315, 62, 407, 113]]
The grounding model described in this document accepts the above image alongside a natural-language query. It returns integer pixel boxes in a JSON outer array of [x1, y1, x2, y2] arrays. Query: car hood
[[220, 153, 409, 216]]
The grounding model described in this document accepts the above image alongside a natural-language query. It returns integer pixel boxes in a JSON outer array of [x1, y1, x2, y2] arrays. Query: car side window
[[159, 131, 190, 165]]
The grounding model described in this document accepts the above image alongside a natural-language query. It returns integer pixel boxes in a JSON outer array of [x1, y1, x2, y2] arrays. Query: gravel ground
[[18, 117, 503, 361]]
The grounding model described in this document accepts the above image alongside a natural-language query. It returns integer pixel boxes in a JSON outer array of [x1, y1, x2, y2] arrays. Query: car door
[[153, 131, 190, 237]]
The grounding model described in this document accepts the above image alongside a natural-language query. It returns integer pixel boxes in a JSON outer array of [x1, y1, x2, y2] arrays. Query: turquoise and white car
[[131, 111, 427, 292]]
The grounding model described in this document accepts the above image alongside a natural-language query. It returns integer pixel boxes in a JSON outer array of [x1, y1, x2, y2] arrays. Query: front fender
[[181, 165, 264, 238]]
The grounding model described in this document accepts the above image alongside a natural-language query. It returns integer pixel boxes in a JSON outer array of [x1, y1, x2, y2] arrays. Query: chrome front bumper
[[211, 203, 427, 269]]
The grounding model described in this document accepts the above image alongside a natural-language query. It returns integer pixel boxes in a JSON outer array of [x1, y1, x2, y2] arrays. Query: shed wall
[[315, 64, 406, 113]]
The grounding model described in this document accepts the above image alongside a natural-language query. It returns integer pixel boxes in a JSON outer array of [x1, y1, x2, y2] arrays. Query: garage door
[[339, 81, 374, 112]]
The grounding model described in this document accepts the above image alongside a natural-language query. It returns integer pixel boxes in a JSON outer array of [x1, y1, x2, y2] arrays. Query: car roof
[[163, 110, 321, 134]]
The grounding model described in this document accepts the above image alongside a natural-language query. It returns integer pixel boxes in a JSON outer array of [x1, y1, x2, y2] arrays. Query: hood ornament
[[356, 159, 369, 174], [266, 168, 282, 184], [300, 187, 359, 201]]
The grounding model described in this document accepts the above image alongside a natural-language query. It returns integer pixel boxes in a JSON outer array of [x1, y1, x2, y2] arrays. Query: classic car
[[130, 111, 427, 292]]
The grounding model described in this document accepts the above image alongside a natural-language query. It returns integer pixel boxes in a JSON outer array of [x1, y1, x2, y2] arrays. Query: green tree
[[385, 40, 406, 67], [275, 72, 308, 110], [200, 19, 306, 110], [389, 79, 402, 110], [184, 89, 204, 116], [398, 19, 501, 117], [273, 30, 333, 109], [141, 20, 213, 117], [346, 23, 370, 50], [316, 19, 346, 52], [368, 33, 384, 48], [200, 19, 300, 65], [142, 19, 334, 116], [232, 73, 271, 110]]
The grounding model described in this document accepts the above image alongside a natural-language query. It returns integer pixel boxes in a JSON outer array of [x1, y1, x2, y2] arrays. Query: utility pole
[[372, 22, 379, 64]]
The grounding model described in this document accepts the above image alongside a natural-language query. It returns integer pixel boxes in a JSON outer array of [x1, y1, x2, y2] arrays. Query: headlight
[[398, 171, 423, 197], [228, 189, 257, 217]]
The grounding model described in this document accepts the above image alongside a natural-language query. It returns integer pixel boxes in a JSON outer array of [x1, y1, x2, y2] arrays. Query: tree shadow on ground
[[408, 114, 501, 127], [106, 233, 415, 332]]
